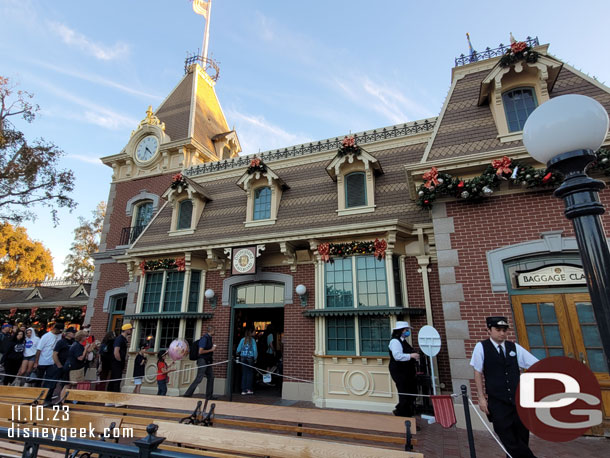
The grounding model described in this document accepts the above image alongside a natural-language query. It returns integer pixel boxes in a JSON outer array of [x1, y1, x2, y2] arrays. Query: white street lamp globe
[[295, 284, 307, 296], [204, 288, 215, 299], [523, 94, 609, 165]]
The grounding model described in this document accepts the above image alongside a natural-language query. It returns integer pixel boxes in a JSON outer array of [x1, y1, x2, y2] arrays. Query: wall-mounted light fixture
[[296, 284, 308, 307], [204, 288, 217, 308]]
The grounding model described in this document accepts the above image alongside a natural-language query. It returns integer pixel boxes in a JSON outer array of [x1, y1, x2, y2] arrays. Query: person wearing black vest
[[388, 321, 420, 417], [470, 316, 539, 458]]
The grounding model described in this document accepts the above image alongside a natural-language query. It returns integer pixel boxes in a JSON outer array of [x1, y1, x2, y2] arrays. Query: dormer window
[[237, 159, 289, 227], [327, 137, 382, 216], [163, 174, 210, 236], [345, 172, 367, 208], [177, 199, 193, 230], [253, 187, 272, 220], [502, 87, 537, 132]]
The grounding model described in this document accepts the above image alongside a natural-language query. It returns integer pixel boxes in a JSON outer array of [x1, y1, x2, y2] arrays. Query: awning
[[302, 307, 426, 317]]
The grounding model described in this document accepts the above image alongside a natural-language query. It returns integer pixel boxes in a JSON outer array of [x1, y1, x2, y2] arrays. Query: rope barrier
[[467, 397, 513, 458]]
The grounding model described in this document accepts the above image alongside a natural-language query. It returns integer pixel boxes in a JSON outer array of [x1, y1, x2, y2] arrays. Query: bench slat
[[156, 421, 423, 458]]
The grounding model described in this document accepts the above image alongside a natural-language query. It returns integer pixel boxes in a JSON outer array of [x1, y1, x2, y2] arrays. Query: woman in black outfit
[[98, 331, 115, 390], [2, 330, 26, 385], [388, 321, 420, 417]]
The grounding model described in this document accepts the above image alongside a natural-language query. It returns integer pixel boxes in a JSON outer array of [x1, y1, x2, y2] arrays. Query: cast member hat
[[122, 323, 133, 331], [486, 316, 509, 328], [393, 321, 411, 331], [65, 327, 77, 334]]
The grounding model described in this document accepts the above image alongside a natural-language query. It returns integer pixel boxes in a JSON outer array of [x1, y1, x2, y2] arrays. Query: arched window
[[177, 199, 193, 230], [253, 187, 271, 220], [345, 172, 367, 208], [502, 87, 538, 132], [135, 201, 153, 227]]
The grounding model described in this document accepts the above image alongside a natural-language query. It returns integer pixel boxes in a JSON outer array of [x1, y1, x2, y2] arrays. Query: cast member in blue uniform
[[470, 316, 539, 458]]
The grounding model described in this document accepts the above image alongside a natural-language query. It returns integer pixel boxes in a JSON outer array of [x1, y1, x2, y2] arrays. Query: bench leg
[[202, 403, 215, 427], [405, 420, 413, 451], [21, 440, 39, 458]]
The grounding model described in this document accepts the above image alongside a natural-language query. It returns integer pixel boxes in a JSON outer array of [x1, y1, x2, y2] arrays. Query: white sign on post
[[418, 325, 441, 395]]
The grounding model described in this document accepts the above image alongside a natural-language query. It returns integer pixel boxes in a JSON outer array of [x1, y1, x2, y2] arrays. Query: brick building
[[87, 36, 609, 425]]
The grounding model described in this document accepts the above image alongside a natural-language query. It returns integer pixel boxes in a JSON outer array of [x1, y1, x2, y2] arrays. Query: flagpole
[[201, 0, 212, 61]]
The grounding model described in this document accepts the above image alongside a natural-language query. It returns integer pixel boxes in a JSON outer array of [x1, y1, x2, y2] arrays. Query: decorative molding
[[221, 271, 294, 306]]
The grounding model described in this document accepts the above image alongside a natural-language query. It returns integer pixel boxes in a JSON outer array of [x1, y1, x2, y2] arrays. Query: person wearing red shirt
[[156, 351, 174, 396]]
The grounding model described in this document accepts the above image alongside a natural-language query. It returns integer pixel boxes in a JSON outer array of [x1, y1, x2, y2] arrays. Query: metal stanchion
[[461, 385, 476, 458]]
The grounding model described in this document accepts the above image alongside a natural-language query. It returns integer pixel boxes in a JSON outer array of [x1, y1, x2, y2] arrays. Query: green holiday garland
[[0, 306, 85, 326], [417, 148, 610, 210], [499, 40, 540, 68], [139, 257, 186, 274], [318, 239, 387, 263]]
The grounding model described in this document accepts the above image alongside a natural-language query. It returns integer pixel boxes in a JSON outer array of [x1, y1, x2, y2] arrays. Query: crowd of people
[[0, 321, 136, 406]]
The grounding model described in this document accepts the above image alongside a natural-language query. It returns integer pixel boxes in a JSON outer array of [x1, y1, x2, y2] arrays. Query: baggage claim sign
[[516, 265, 586, 288]]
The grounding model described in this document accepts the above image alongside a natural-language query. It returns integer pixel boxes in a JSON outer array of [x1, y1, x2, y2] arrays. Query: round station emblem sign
[[233, 248, 255, 274]]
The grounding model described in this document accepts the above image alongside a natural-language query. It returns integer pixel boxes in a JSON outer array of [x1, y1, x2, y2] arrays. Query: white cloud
[[334, 75, 435, 124], [256, 12, 275, 42], [227, 109, 311, 155], [48, 21, 129, 61], [67, 154, 103, 166]]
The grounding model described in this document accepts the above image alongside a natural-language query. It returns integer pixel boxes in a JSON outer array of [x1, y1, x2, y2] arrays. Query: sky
[[1, 0, 609, 276]]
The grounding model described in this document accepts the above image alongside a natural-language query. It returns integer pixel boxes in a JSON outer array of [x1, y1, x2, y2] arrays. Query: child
[[156, 351, 174, 396], [133, 344, 148, 394]]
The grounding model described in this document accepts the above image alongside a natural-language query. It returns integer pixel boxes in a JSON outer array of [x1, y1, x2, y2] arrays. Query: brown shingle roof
[[0, 284, 91, 307], [132, 143, 430, 250]]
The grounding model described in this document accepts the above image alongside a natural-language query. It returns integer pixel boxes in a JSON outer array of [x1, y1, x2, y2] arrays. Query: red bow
[[492, 156, 512, 176], [318, 243, 330, 263], [81, 306, 87, 315], [174, 257, 186, 272], [139, 260, 147, 275], [542, 172, 552, 184], [510, 41, 527, 53], [374, 239, 387, 261], [30, 307, 39, 318], [422, 167, 440, 189], [9, 308, 17, 318], [250, 158, 261, 168], [172, 172, 183, 183], [54, 306, 63, 317], [342, 136, 355, 148]]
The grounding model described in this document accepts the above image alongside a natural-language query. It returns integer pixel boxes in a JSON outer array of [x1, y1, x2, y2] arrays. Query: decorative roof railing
[[2, 277, 93, 289], [454, 36, 539, 67], [185, 118, 436, 177]]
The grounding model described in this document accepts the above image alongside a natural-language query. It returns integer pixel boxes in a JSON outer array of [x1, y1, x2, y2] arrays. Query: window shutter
[[345, 173, 366, 208]]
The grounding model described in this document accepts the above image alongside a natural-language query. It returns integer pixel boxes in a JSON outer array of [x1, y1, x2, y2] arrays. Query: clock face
[[135, 135, 159, 162]]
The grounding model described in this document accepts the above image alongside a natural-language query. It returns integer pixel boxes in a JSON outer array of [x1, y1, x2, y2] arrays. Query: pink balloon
[[168, 338, 189, 361]]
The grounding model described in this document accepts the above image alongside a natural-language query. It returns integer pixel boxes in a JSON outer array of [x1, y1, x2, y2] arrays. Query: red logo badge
[[516, 356, 602, 442]]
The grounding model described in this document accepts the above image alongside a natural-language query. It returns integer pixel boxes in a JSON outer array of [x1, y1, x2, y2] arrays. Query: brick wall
[[105, 175, 172, 250], [90, 262, 129, 340], [446, 187, 610, 398]]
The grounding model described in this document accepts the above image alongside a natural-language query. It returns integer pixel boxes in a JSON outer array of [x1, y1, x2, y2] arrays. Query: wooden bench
[[62, 389, 418, 451], [155, 420, 424, 458], [0, 386, 48, 406]]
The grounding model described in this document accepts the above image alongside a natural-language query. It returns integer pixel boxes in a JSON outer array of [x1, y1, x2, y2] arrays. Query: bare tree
[[0, 76, 76, 224]]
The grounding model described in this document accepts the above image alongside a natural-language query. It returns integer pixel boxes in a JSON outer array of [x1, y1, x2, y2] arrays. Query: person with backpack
[[236, 329, 258, 395], [183, 325, 216, 399]]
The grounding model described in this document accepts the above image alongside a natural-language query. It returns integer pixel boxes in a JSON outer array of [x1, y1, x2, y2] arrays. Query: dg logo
[[516, 356, 603, 442]]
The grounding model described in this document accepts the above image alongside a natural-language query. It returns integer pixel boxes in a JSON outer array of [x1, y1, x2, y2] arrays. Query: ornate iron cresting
[[185, 119, 436, 177], [0, 423, 217, 458], [454, 36, 539, 67], [184, 52, 220, 81]]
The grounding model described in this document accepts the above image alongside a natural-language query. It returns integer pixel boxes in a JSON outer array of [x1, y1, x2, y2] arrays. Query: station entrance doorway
[[228, 283, 285, 398]]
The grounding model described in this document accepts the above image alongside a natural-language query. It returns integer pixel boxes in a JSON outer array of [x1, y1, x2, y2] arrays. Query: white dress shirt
[[389, 337, 413, 361], [469, 338, 538, 373]]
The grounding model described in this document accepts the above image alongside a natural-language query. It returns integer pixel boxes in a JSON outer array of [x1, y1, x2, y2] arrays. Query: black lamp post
[[523, 94, 610, 374]]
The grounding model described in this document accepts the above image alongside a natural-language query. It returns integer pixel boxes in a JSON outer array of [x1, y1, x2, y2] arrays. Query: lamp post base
[[548, 149, 610, 374]]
